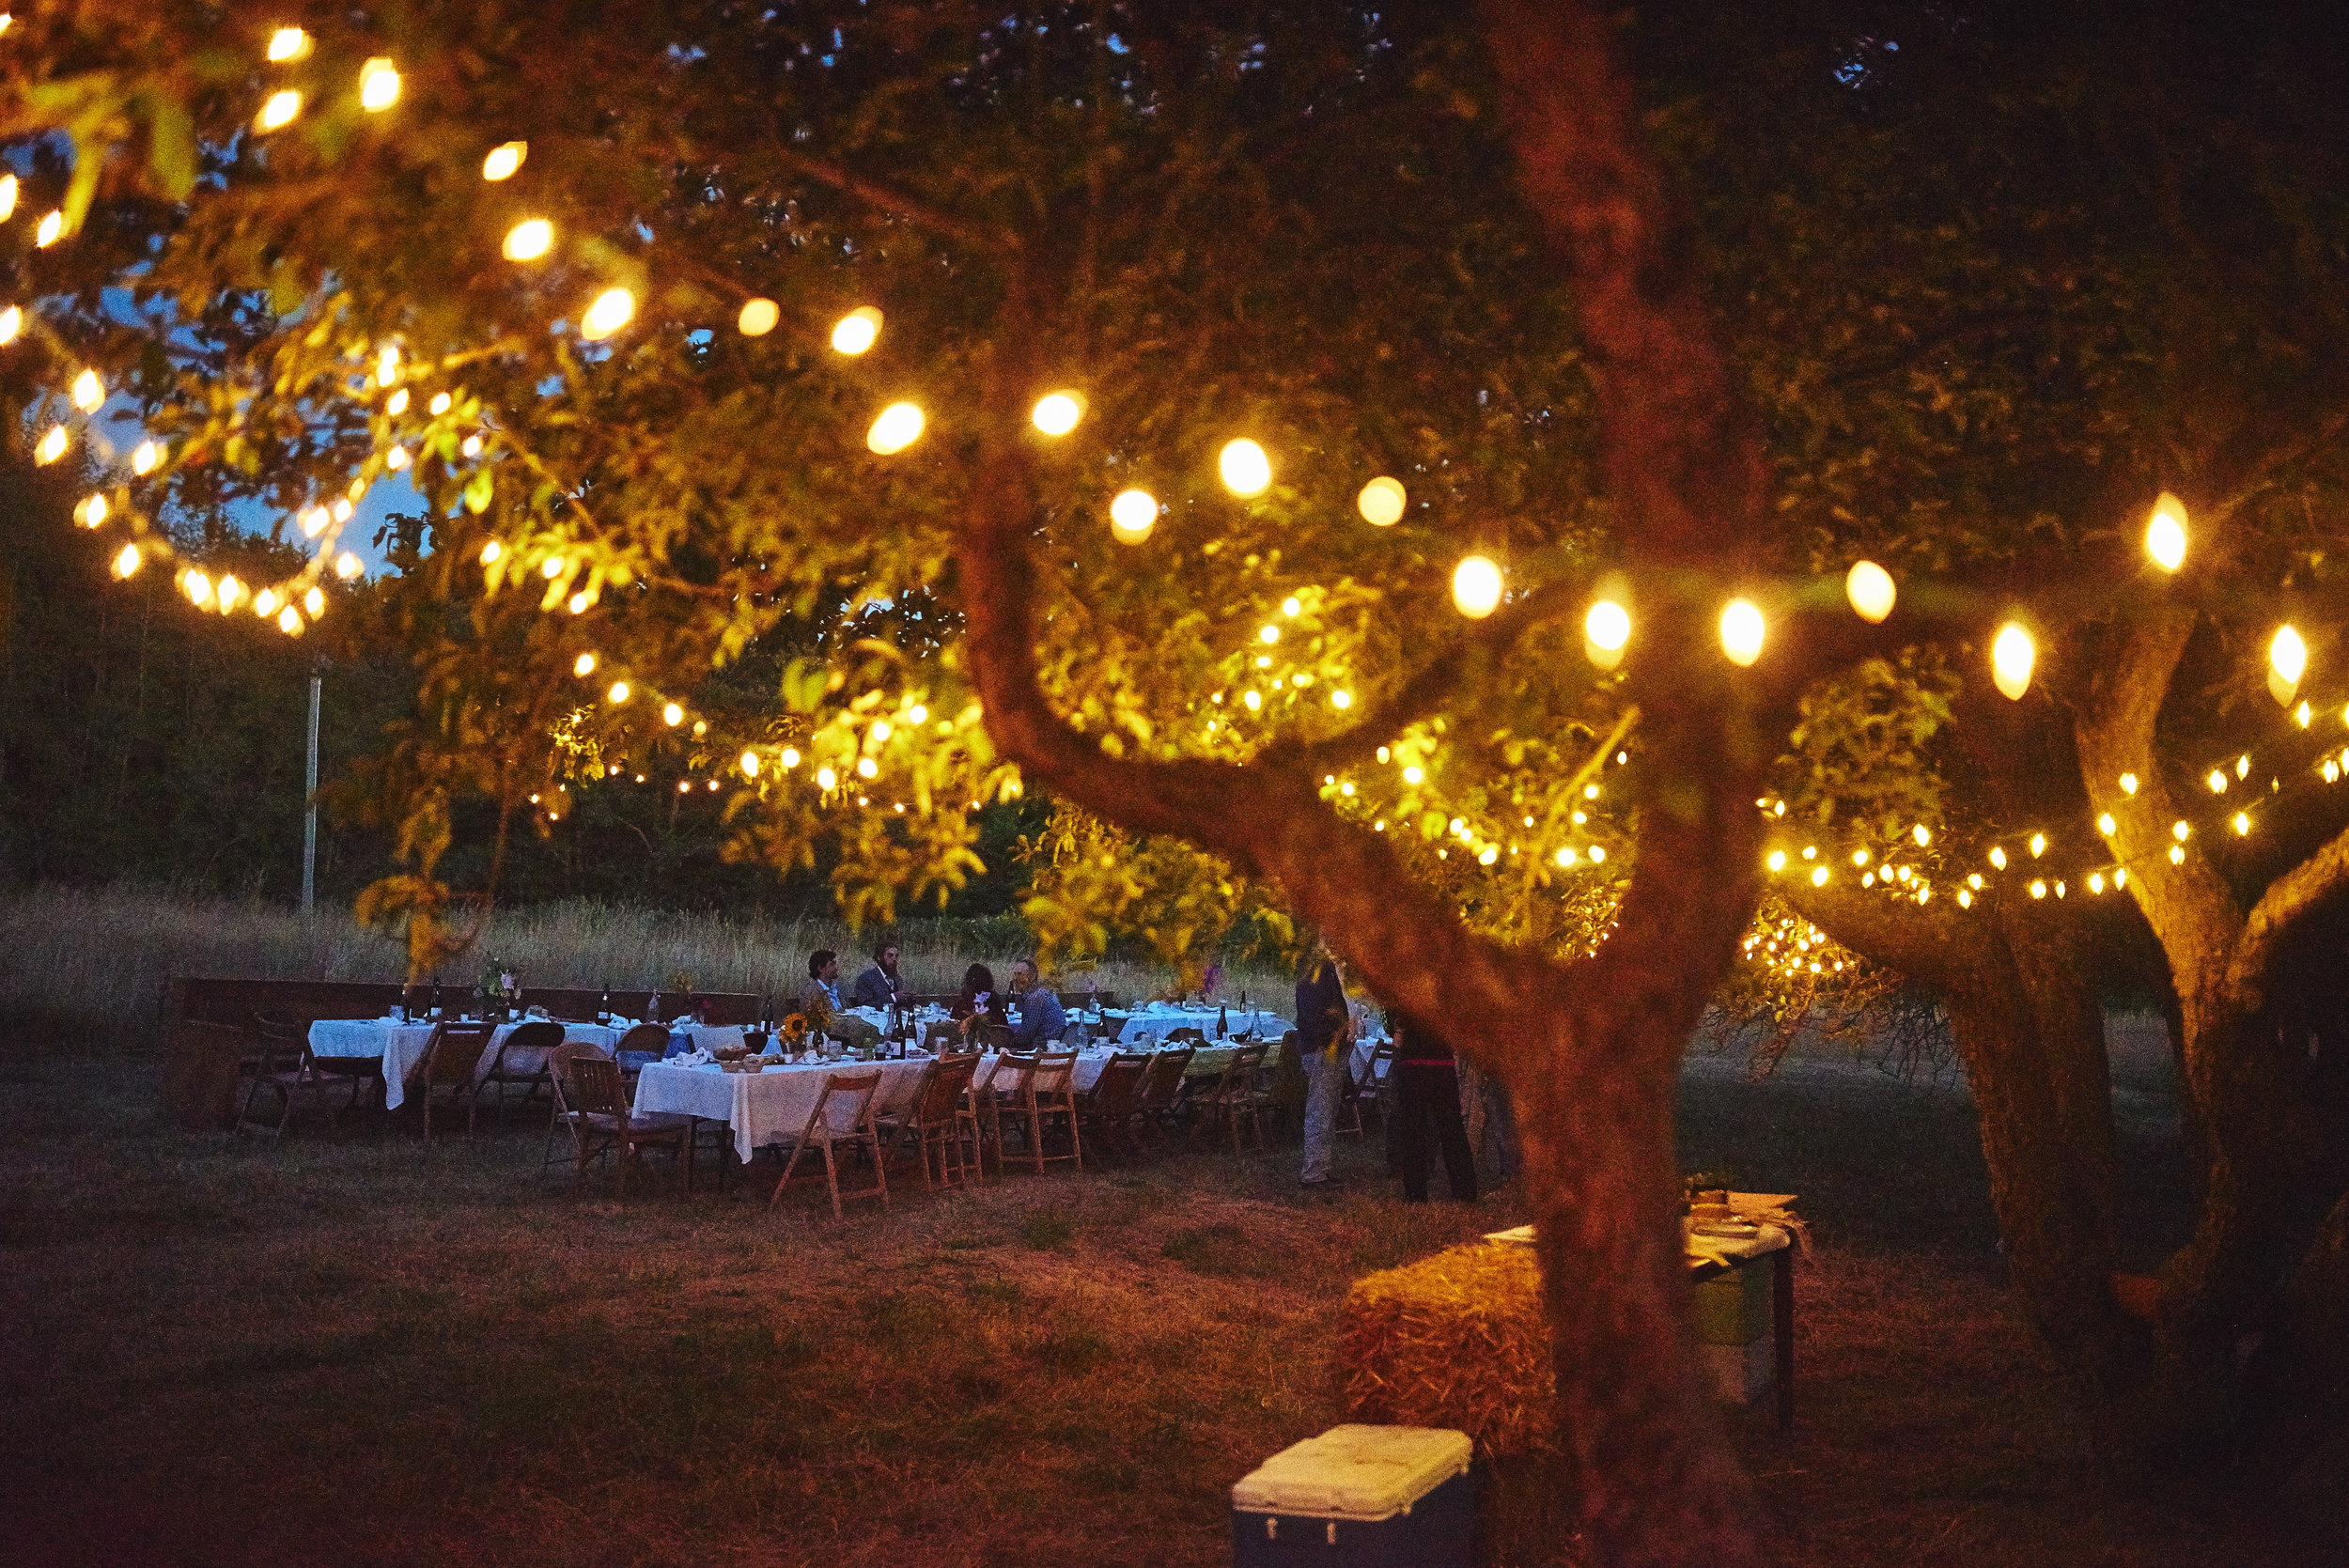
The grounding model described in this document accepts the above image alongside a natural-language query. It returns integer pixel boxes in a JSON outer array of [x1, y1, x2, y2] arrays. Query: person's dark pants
[[1393, 1062, 1478, 1203]]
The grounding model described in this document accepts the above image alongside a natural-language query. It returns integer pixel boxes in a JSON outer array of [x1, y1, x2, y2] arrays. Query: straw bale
[[1333, 1242, 1556, 1459]]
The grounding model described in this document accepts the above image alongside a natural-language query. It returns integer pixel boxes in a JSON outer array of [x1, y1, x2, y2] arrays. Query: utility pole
[[303, 667, 321, 915]]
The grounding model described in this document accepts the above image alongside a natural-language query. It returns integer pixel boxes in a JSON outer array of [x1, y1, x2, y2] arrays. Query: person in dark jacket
[[1391, 1010, 1478, 1203], [850, 942, 906, 1010], [951, 963, 1008, 1029]]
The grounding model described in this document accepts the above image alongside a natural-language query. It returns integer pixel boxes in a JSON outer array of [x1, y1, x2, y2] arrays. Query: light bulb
[[257, 90, 302, 132], [1451, 555, 1502, 618], [254, 589, 278, 616], [2030, 832, 2046, 858], [303, 586, 324, 616], [112, 543, 141, 579], [572, 652, 596, 676], [71, 369, 102, 411], [1031, 392, 1084, 436], [2208, 768, 2228, 794], [2146, 492, 2187, 571], [216, 576, 244, 612], [1259, 625, 1280, 644], [1811, 866, 1828, 887], [607, 680, 630, 704], [1585, 600, 1631, 667], [738, 298, 779, 336], [334, 552, 362, 580], [266, 27, 311, 63], [1845, 561, 1896, 623], [36, 210, 63, 247], [1331, 691, 1351, 709], [36, 425, 69, 464], [866, 402, 924, 455], [183, 570, 212, 606], [1719, 598, 1766, 666], [502, 219, 552, 261], [1767, 850, 1786, 872], [277, 605, 303, 635], [481, 541, 504, 566], [1358, 476, 1407, 526], [482, 142, 527, 181], [740, 750, 761, 778], [2030, 880, 2047, 899], [1913, 824, 1931, 847], [581, 287, 634, 340], [0, 175, 14, 223], [1989, 846, 2008, 870], [2120, 772, 2139, 796], [2233, 812, 2251, 835], [1109, 489, 1158, 543], [662, 703, 684, 726], [831, 306, 882, 354], [2172, 820, 2190, 842], [1992, 622, 2034, 701], [430, 392, 453, 415], [817, 766, 838, 790], [780, 748, 800, 768], [359, 58, 401, 113], [542, 555, 566, 580], [73, 494, 107, 528], [2269, 625, 2307, 706], [2098, 813, 2116, 836], [0, 304, 19, 344], [1219, 439, 1271, 497], [2170, 845, 2186, 865], [385, 389, 410, 416]]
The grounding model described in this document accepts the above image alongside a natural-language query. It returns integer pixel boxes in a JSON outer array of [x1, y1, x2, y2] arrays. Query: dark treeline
[[0, 466, 1037, 915]]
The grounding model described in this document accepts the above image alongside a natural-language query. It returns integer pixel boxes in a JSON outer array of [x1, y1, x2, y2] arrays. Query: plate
[[1692, 1221, 1761, 1239]]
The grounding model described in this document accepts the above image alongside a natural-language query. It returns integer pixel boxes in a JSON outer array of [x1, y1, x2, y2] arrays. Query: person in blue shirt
[[1005, 958, 1067, 1049]]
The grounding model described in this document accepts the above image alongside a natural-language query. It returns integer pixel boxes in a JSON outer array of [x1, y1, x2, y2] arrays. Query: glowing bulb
[[383, 389, 411, 418], [1852, 848, 1871, 867], [908, 706, 927, 724], [1242, 691, 1262, 711], [34, 426, 68, 466], [573, 652, 596, 676], [183, 570, 211, 606], [1765, 850, 1785, 872], [1989, 846, 2008, 870], [1719, 598, 1766, 666], [1032, 392, 1084, 436], [1811, 866, 1828, 887], [254, 589, 278, 617], [866, 401, 924, 455], [1109, 489, 1158, 543], [2208, 768, 2228, 794], [2030, 879, 2047, 899], [780, 748, 800, 768], [1403, 766, 1423, 784], [73, 494, 107, 528], [1358, 476, 1407, 526], [2146, 493, 2187, 571], [1590, 846, 1607, 863], [482, 142, 527, 181], [2237, 754, 2250, 779], [2170, 844, 2186, 865], [0, 175, 13, 221], [266, 27, 310, 63], [112, 544, 141, 579], [2030, 833, 2046, 858], [581, 287, 634, 340], [740, 750, 761, 778], [70, 369, 102, 411], [1556, 847, 1578, 867], [277, 605, 303, 635], [216, 576, 244, 612], [1451, 554, 1502, 619], [567, 592, 590, 614], [1958, 889, 1973, 908], [1912, 825, 1931, 848], [36, 210, 62, 247], [2270, 625, 2307, 705], [541, 555, 566, 580], [607, 681, 630, 704], [333, 499, 353, 524], [481, 541, 504, 567], [303, 586, 324, 616], [736, 297, 779, 337], [2121, 772, 2139, 796], [461, 435, 482, 458], [300, 507, 327, 538], [662, 703, 684, 726], [385, 445, 409, 471], [1259, 625, 1280, 645], [334, 552, 362, 580], [1584, 600, 1630, 671], [257, 90, 301, 132], [870, 721, 891, 741], [1331, 691, 1351, 709], [817, 766, 838, 790], [2172, 820, 2190, 842], [2097, 813, 2116, 836], [1219, 439, 1271, 497], [0, 304, 18, 344], [502, 219, 553, 261], [2089, 873, 2106, 893], [2233, 812, 2251, 835], [831, 306, 882, 354], [430, 392, 453, 415], [2297, 701, 2313, 728], [1992, 622, 2035, 701], [1845, 560, 1896, 623], [359, 58, 401, 112]]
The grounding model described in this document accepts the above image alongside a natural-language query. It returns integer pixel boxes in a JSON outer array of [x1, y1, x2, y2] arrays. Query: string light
[[2121, 772, 2139, 796], [1912, 825, 1931, 847], [1110, 489, 1158, 543], [503, 219, 552, 261], [182, 570, 212, 607], [781, 747, 800, 768], [359, 59, 402, 113], [2208, 768, 2228, 794], [430, 392, 453, 415], [1359, 477, 1407, 526], [2233, 812, 2251, 835], [277, 605, 303, 635], [2170, 845, 2186, 864], [581, 287, 634, 339], [1452, 556, 1503, 618], [541, 555, 566, 580], [738, 298, 779, 336], [2297, 701, 2313, 728], [1032, 392, 1084, 436], [257, 91, 302, 132], [573, 652, 596, 676], [868, 402, 924, 455], [607, 680, 630, 704], [303, 586, 324, 616], [70, 370, 102, 411], [482, 142, 527, 180], [254, 589, 278, 617], [1989, 846, 2008, 869], [1719, 598, 1766, 666], [73, 494, 107, 528], [0, 174, 14, 222], [216, 576, 244, 612], [2030, 832, 2046, 857], [36, 426, 68, 464], [740, 750, 761, 778], [817, 766, 838, 790], [36, 210, 62, 247], [1811, 865, 1828, 886], [2098, 813, 2116, 835], [266, 27, 311, 63], [2030, 879, 2047, 899], [0, 304, 18, 343], [1219, 439, 1272, 497], [2270, 625, 2307, 706], [1331, 691, 1352, 709], [1992, 623, 2035, 701], [2089, 872, 2106, 893], [334, 552, 363, 580], [662, 703, 684, 726], [831, 307, 882, 354], [1845, 561, 1896, 623], [1585, 600, 1631, 671], [481, 541, 503, 566], [2172, 820, 2190, 841], [2145, 493, 2188, 572], [112, 544, 140, 579], [385, 389, 410, 416]]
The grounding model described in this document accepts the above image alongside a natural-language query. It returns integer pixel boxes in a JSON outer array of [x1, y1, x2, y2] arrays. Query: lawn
[[1, 1040, 2333, 1567]]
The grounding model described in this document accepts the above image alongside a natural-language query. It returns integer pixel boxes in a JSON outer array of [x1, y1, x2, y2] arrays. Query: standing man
[[851, 942, 906, 1010], [1390, 1009, 1477, 1203], [1005, 958, 1067, 1049], [1295, 944, 1352, 1188]]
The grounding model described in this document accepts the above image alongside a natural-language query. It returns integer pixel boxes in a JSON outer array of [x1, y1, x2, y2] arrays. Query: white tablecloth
[[1110, 1005, 1287, 1045], [631, 1048, 1116, 1162], [306, 1017, 632, 1110]]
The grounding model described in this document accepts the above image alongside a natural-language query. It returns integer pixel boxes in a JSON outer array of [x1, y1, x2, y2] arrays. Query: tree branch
[[772, 147, 1012, 252], [2226, 817, 2349, 1004], [1781, 877, 1985, 992]]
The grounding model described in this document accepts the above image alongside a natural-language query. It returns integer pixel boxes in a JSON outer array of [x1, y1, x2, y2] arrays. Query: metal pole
[[303, 670, 321, 914]]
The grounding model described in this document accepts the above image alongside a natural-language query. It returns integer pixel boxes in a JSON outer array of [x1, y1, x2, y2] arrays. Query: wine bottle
[[1218, 1003, 1229, 1040], [597, 984, 611, 1026], [430, 980, 443, 1020], [647, 986, 662, 1025]]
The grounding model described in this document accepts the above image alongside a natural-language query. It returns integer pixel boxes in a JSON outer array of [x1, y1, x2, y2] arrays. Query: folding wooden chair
[[546, 1041, 692, 1194], [1344, 1039, 1396, 1137], [770, 1070, 889, 1219], [969, 1050, 1036, 1175], [263, 1008, 381, 1117], [1192, 1042, 1270, 1153], [1075, 1050, 1154, 1163], [417, 1019, 496, 1141], [883, 1051, 981, 1189], [230, 1019, 327, 1142], [1132, 1045, 1195, 1142], [1004, 1048, 1083, 1174], [476, 1018, 565, 1125]]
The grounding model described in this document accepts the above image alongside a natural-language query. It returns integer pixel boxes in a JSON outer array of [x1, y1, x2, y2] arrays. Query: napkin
[[672, 1046, 713, 1067]]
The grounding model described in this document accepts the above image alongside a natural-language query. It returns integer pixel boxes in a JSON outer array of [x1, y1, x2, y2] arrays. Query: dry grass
[[0, 883, 1238, 1050], [1, 1008, 2335, 1565]]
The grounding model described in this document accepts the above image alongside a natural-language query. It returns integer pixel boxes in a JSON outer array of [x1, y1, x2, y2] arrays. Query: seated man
[[801, 950, 879, 1048], [850, 941, 906, 1011], [1005, 957, 1067, 1050]]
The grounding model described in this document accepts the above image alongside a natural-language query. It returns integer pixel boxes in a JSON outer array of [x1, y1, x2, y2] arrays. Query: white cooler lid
[[1231, 1424, 1471, 1522]]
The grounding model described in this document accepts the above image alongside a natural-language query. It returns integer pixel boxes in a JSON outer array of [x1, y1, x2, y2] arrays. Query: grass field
[[2, 1026, 2335, 1567]]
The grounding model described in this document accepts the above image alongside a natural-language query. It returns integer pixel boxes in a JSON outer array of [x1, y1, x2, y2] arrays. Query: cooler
[[1230, 1423, 1474, 1567]]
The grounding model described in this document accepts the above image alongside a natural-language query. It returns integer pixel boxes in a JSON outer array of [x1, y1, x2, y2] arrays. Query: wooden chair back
[[498, 1018, 566, 1056], [916, 1052, 980, 1122], [424, 1020, 496, 1087], [1136, 1046, 1194, 1112], [1085, 1051, 1153, 1118], [613, 1023, 668, 1056], [976, 1050, 1036, 1100], [1210, 1043, 1269, 1100], [549, 1042, 624, 1117], [809, 1069, 885, 1137], [1028, 1049, 1080, 1100]]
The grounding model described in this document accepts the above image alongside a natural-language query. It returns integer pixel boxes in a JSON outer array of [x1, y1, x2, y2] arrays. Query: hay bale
[[1334, 1242, 1555, 1459]]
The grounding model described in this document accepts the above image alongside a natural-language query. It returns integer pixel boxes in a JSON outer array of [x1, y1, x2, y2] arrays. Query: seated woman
[[952, 963, 1010, 1035]]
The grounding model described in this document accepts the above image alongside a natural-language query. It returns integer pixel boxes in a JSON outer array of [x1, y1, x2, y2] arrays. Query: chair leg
[[821, 1136, 844, 1220], [769, 1138, 813, 1210]]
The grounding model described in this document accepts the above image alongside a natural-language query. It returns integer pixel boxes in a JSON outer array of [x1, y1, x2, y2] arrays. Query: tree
[[5, 3, 1824, 1559]]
